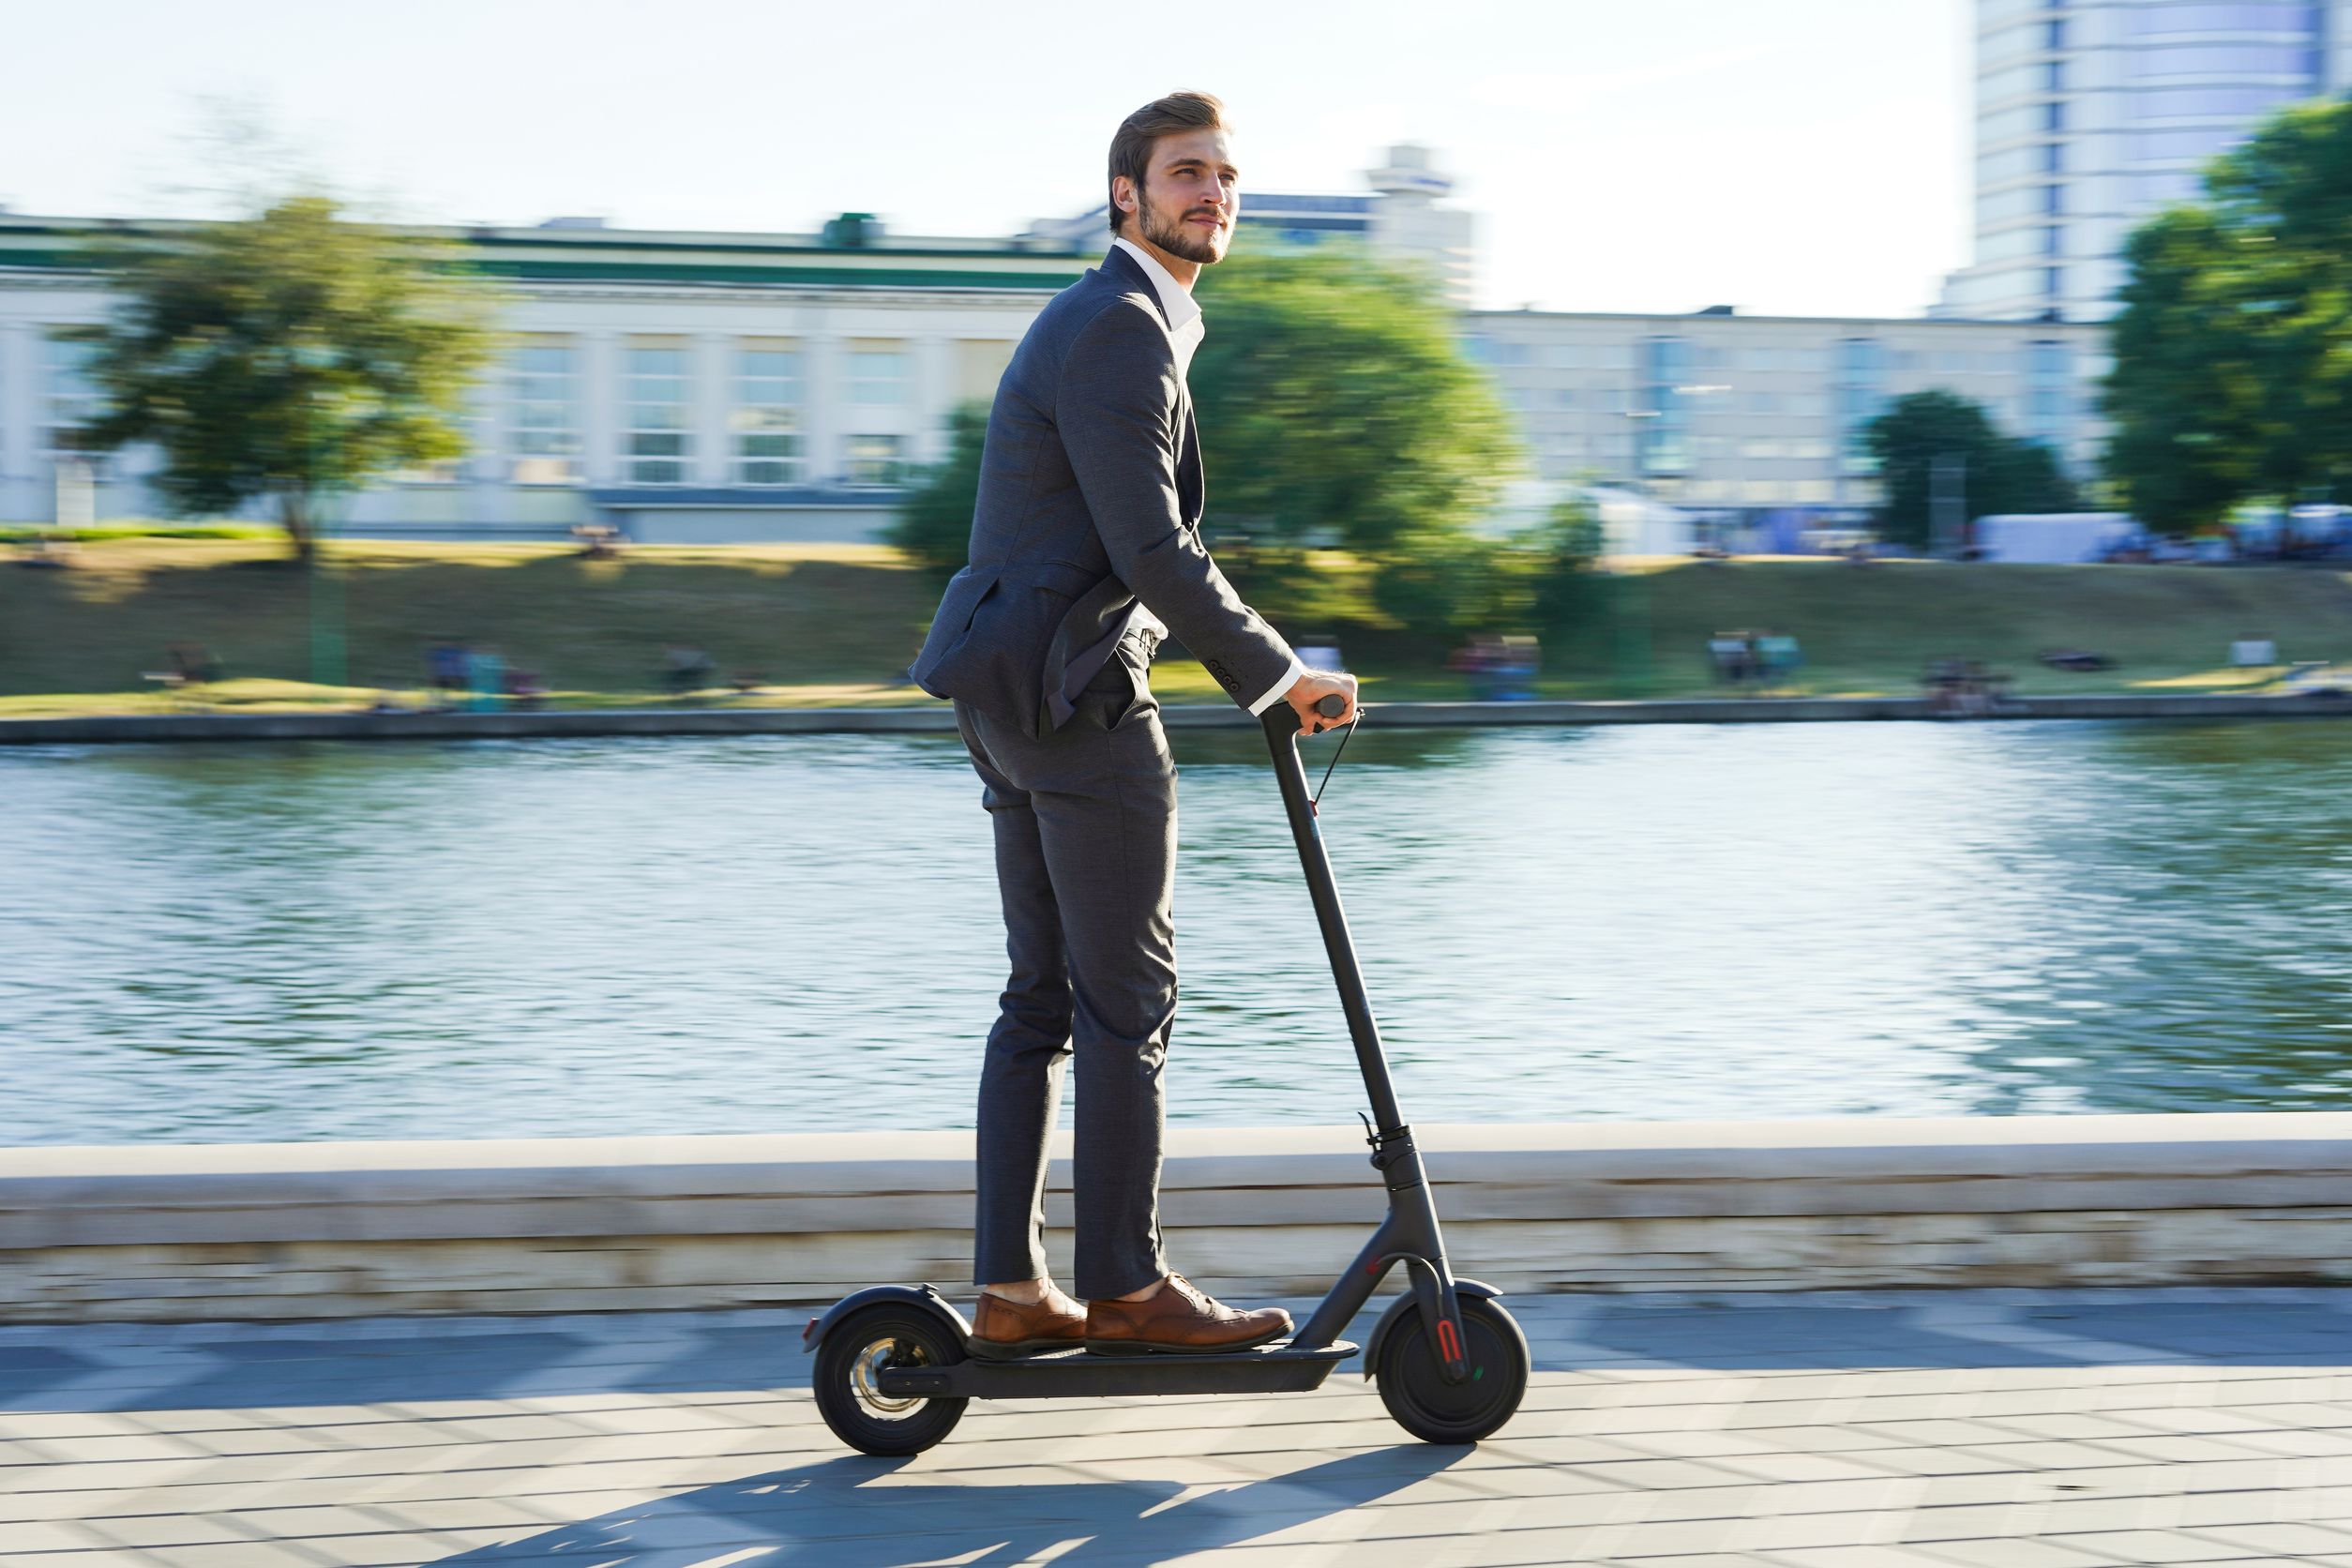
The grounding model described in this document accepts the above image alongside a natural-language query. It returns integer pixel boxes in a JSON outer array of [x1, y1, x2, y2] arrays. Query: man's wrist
[[1246, 654, 1308, 716]]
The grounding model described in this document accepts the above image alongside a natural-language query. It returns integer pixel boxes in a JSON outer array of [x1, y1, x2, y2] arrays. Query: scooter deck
[[877, 1339, 1357, 1400]]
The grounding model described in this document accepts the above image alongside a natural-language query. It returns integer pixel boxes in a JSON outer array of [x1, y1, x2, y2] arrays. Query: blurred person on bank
[[908, 92, 1355, 1358]]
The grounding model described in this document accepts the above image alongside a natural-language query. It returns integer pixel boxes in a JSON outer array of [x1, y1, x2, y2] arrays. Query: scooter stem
[[1261, 704, 1470, 1384], [1259, 703, 1405, 1137]]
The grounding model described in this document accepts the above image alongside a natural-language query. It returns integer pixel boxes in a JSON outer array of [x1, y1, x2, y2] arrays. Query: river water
[[7, 720, 2351, 1145]]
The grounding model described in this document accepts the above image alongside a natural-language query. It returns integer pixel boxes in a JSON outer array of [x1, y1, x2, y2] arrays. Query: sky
[[0, 0, 1974, 318]]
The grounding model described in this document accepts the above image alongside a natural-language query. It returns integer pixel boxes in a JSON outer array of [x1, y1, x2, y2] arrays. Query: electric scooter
[[804, 695, 1530, 1454]]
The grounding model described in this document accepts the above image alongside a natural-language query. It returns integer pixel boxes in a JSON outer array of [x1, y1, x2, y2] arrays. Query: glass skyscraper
[[1941, 0, 2350, 322]]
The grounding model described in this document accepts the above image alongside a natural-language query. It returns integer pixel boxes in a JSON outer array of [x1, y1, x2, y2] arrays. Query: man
[[910, 91, 1357, 1357]]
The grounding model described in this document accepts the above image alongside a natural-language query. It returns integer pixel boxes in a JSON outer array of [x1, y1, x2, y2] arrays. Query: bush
[[887, 403, 988, 574]]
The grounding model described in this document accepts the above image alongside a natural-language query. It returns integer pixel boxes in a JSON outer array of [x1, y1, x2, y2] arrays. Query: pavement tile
[[1904, 1539, 2129, 1566], [2055, 1530, 2250, 1562], [1756, 1549, 1966, 1568], [1, 1289, 2349, 1566], [2188, 1520, 2352, 1554]]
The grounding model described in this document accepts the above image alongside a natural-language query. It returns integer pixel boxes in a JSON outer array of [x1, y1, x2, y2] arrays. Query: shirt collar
[[1111, 237, 1203, 334]]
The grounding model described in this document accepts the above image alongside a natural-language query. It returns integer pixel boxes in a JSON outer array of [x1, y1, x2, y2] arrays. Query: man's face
[[1127, 128, 1239, 265]]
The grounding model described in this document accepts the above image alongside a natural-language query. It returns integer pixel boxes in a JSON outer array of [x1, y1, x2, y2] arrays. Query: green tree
[[2104, 96, 2352, 526], [1862, 389, 2079, 551], [888, 401, 988, 573], [63, 194, 493, 563], [2104, 208, 2257, 532], [1190, 248, 1522, 611]]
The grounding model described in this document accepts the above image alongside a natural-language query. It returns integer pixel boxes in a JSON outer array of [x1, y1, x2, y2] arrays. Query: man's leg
[[957, 702, 1075, 1290], [1017, 659, 1180, 1303]]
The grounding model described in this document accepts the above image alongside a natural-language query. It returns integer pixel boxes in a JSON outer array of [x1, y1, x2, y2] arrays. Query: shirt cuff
[[1245, 654, 1308, 716]]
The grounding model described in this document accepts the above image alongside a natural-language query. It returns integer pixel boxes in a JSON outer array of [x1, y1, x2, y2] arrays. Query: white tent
[[1976, 512, 2139, 564], [1588, 486, 1696, 557]]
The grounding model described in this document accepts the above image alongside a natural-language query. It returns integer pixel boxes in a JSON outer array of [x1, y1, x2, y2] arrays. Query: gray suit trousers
[[955, 636, 1175, 1301]]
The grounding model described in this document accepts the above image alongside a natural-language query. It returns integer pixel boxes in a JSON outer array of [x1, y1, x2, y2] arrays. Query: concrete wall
[[8, 1113, 2350, 1322]]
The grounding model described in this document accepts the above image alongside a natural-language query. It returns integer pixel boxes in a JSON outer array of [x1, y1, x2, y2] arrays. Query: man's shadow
[[435, 1444, 1469, 1567]]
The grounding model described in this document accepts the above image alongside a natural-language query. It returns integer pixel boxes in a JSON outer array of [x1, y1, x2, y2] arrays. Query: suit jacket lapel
[[1105, 247, 1203, 521], [1177, 396, 1202, 521]]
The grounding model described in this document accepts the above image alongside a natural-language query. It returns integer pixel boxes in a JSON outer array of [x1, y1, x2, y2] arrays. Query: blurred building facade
[[1940, 0, 2352, 323], [1463, 309, 2110, 536], [3, 125, 2100, 542], [0, 214, 1088, 542]]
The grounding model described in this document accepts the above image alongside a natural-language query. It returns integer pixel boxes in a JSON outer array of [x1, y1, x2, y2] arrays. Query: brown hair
[[1108, 91, 1229, 236]]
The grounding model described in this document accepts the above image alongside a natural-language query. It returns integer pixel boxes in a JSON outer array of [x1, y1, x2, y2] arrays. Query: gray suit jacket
[[909, 246, 1293, 738]]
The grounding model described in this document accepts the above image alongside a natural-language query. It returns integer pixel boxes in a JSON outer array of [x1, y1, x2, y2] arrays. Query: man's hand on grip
[[1285, 671, 1358, 735]]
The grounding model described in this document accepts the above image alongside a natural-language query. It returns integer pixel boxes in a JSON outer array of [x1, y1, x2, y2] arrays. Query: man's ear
[[1111, 173, 1138, 220]]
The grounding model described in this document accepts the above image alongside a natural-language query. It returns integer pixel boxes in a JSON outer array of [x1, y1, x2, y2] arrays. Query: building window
[[40, 333, 103, 461], [1636, 336, 1693, 478], [734, 344, 803, 486], [845, 433, 905, 487], [955, 339, 1015, 404], [2044, 265, 2066, 298], [1835, 339, 1886, 476], [1554, 388, 1577, 409], [2131, 42, 2316, 78], [2131, 4, 2321, 37], [848, 341, 909, 404], [2043, 100, 2066, 132], [2042, 142, 2065, 173], [508, 341, 580, 485], [624, 342, 692, 486]]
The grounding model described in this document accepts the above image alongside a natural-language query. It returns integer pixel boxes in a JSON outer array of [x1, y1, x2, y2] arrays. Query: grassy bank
[[4, 537, 2350, 717]]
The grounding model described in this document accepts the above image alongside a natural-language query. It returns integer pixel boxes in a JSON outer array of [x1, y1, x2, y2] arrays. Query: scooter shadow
[[433, 1444, 1470, 1567]]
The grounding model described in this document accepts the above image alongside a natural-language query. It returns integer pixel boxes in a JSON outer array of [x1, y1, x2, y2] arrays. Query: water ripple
[[5, 719, 2351, 1143]]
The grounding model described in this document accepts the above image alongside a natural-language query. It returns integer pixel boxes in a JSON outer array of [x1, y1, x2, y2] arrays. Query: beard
[[1138, 192, 1226, 264]]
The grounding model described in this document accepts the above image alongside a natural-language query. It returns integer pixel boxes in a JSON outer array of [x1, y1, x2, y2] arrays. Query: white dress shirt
[[1111, 237, 1304, 716]]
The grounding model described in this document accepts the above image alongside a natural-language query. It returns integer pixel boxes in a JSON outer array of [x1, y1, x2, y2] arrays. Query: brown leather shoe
[[1084, 1274, 1292, 1356], [969, 1286, 1086, 1360]]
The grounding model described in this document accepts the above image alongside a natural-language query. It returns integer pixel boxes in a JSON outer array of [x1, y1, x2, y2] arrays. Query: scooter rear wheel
[[1374, 1296, 1530, 1444], [813, 1304, 969, 1455]]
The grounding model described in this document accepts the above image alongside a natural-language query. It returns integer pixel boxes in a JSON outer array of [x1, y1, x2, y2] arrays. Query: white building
[[2, 141, 2103, 545], [0, 213, 1087, 542], [1941, 0, 2352, 323], [1463, 308, 2110, 538]]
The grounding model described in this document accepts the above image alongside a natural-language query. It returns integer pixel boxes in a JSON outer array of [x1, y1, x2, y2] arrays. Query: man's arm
[[1057, 301, 1297, 712]]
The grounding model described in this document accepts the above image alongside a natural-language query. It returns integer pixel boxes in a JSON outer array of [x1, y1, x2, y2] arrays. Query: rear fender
[[1362, 1278, 1501, 1380], [801, 1284, 970, 1354]]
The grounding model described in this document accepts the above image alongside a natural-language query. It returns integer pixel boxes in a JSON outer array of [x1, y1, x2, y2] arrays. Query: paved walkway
[[2, 1289, 2350, 1566]]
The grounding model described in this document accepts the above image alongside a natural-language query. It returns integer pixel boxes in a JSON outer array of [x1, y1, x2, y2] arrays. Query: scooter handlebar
[[1259, 691, 1352, 739]]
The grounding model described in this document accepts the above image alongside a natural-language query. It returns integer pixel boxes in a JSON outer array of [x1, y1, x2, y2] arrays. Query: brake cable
[[1310, 703, 1363, 811]]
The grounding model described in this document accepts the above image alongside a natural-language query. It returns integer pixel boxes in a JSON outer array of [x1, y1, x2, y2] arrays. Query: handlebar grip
[[1314, 694, 1348, 718]]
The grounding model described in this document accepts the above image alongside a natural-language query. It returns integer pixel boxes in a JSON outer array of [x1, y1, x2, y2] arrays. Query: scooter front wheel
[[813, 1304, 969, 1455], [1374, 1296, 1530, 1444]]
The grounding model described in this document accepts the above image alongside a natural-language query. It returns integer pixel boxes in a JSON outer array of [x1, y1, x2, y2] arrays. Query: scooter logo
[[1436, 1319, 1463, 1363]]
